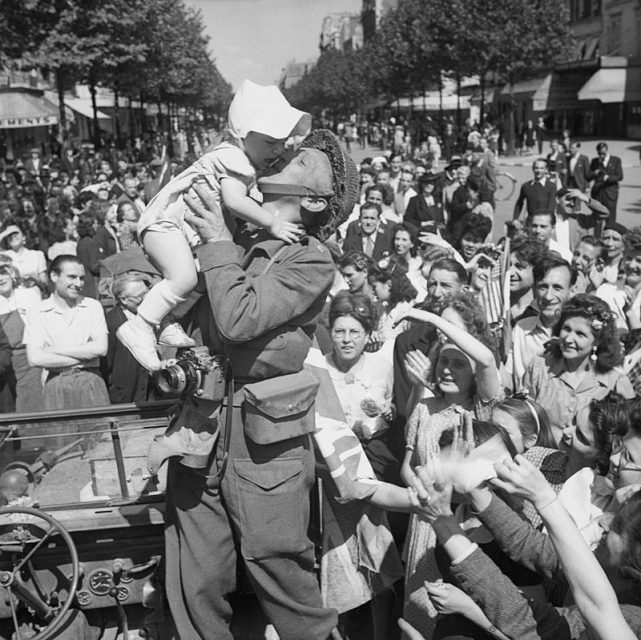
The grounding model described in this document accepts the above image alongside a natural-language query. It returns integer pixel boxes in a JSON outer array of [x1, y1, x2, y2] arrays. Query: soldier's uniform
[[164, 233, 338, 640]]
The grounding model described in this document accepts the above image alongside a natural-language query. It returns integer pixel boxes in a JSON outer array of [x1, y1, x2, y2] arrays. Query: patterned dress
[[403, 392, 501, 637]]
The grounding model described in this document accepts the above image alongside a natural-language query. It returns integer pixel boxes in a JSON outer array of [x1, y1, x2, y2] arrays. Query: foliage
[[0, 0, 232, 117], [286, 0, 573, 117]]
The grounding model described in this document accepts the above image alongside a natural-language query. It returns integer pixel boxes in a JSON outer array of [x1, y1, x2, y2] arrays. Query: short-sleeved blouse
[[522, 353, 635, 436], [325, 351, 393, 440]]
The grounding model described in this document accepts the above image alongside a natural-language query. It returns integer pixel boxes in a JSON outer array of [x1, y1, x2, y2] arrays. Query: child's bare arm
[[219, 177, 301, 243], [220, 177, 273, 228]]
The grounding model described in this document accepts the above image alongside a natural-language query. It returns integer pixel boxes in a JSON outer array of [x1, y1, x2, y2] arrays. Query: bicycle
[[495, 171, 517, 201]]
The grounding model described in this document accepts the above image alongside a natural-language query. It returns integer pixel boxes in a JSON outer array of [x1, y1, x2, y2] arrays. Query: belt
[[46, 367, 100, 382]]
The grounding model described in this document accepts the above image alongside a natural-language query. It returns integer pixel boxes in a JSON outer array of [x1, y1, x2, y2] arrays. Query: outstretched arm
[[493, 455, 636, 640]]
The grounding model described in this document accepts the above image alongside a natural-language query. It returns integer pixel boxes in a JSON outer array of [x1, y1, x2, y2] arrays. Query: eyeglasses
[[331, 328, 365, 340], [609, 436, 641, 477]]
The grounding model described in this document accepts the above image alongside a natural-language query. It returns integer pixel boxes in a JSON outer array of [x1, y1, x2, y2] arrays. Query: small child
[[117, 80, 311, 370]]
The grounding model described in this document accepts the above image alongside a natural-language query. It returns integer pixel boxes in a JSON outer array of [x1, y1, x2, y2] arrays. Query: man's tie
[[365, 235, 374, 257]]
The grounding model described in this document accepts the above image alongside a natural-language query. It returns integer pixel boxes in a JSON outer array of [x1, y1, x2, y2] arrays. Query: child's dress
[[403, 393, 501, 638], [137, 141, 255, 246]]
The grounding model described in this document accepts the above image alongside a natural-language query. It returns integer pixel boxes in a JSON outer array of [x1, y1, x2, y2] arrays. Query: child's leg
[[137, 229, 198, 326]]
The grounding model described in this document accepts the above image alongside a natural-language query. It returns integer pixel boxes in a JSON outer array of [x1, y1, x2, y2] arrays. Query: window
[[608, 14, 621, 55]]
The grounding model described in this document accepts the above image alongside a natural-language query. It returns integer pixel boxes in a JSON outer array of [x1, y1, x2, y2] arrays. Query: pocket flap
[[234, 459, 302, 490], [243, 369, 320, 419]]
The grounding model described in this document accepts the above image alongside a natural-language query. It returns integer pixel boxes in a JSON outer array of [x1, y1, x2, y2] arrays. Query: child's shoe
[[117, 315, 162, 372], [158, 321, 196, 348]]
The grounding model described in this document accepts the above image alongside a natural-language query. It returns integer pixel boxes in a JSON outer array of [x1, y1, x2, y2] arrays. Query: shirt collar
[[546, 354, 621, 387], [40, 295, 90, 313]]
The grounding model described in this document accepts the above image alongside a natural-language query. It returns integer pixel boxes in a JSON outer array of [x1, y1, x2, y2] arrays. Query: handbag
[[243, 368, 320, 444]]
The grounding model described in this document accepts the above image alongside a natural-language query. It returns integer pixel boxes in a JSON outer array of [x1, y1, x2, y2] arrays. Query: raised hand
[[426, 581, 478, 618], [491, 454, 555, 508], [404, 349, 432, 388]]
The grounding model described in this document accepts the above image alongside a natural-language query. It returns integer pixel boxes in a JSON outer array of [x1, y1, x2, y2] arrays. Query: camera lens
[[156, 364, 188, 394]]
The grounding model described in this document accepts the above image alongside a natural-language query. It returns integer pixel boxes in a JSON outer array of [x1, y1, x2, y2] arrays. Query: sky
[[184, 0, 362, 89]]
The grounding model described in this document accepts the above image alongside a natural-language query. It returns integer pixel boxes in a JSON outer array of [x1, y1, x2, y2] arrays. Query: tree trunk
[[89, 77, 99, 148], [128, 96, 135, 141], [480, 73, 486, 128], [139, 91, 146, 134], [438, 74, 444, 136], [456, 75, 462, 134], [506, 75, 516, 156], [56, 68, 67, 146], [113, 85, 121, 147]]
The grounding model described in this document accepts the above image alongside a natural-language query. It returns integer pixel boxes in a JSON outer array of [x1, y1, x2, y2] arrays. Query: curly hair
[[339, 250, 371, 273], [511, 238, 548, 266], [591, 392, 631, 475], [549, 294, 623, 372], [444, 289, 495, 350], [457, 212, 492, 245], [368, 268, 417, 308], [329, 291, 377, 334]]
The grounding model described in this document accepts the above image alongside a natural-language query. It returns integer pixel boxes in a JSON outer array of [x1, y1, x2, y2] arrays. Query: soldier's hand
[[184, 180, 233, 243]]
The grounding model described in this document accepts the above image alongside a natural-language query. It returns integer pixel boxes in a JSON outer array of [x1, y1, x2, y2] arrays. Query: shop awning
[[389, 93, 470, 111], [578, 68, 641, 103], [65, 98, 111, 120], [0, 89, 59, 129], [501, 75, 551, 96]]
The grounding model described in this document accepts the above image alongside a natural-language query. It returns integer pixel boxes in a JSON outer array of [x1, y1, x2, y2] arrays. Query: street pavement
[[348, 138, 641, 240]]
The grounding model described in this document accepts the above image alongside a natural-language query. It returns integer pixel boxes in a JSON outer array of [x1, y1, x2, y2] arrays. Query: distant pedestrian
[[588, 142, 623, 222]]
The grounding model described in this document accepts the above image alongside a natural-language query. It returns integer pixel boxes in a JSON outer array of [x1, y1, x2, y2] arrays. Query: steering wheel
[[0, 506, 79, 640]]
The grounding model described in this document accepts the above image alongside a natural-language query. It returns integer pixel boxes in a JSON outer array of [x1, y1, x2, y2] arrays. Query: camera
[[156, 347, 226, 401]]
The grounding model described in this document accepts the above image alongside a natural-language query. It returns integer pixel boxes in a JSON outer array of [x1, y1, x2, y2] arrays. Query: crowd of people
[[0, 87, 639, 640]]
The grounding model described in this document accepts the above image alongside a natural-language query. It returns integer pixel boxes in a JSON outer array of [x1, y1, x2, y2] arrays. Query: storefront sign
[[0, 114, 57, 129]]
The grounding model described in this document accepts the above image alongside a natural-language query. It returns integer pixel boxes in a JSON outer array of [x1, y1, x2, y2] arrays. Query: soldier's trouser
[[164, 399, 337, 640]]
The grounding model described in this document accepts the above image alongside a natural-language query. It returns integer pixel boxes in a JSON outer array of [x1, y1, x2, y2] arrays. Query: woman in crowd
[[598, 221, 627, 286], [0, 225, 47, 284], [393, 224, 421, 274], [94, 206, 120, 258], [0, 263, 43, 412], [325, 291, 398, 480], [405, 173, 444, 234], [339, 251, 374, 299], [596, 225, 641, 332], [522, 294, 634, 445], [398, 292, 502, 637], [47, 217, 77, 261], [369, 265, 418, 352]]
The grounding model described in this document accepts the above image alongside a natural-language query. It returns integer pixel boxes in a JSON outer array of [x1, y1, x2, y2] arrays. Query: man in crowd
[[507, 238, 548, 326], [393, 258, 468, 420], [571, 235, 607, 294], [394, 169, 417, 217], [103, 273, 152, 404], [505, 253, 575, 389], [24, 255, 109, 410], [163, 130, 358, 640], [513, 158, 557, 226], [342, 201, 394, 261], [567, 141, 590, 191], [589, 141, 623, 221], [527, 210, 573, 263]]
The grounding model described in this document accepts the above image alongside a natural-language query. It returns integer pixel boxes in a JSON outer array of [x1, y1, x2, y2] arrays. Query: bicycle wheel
[[495, 172, 517, 201]]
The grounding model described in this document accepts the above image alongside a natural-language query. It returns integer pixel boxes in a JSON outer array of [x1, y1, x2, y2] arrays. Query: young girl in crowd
[[118, 80, 311, 371], [397, 295, 502, 637]]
